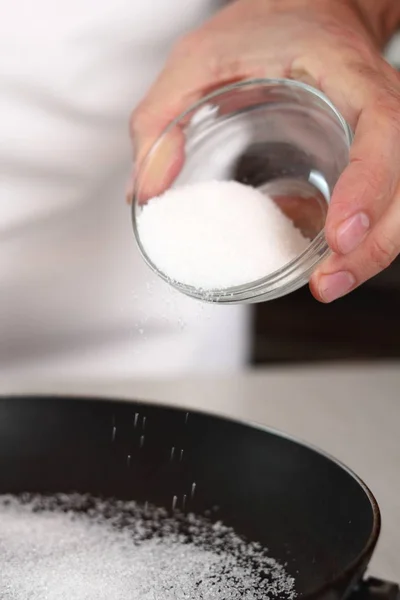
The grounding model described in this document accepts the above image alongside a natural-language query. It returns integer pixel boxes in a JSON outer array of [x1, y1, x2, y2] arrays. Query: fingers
[[127, 12, 282, 203], [131, 55, 204, 165], [127, 78, 198, 203], [129, 0, 270, 174], [130, 80, 277, 203], [309, 66, 400, 301], [311, 184, 400, 302], [324, 105, 400, 256], [127, 0, 295, 204], [127, 0, 400, 302], [132, 125, 185, 204], [127, 38, 215, 203]]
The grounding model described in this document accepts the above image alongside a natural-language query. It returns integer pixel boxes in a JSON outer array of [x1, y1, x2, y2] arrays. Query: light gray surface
[[3, 363, 400, 581]]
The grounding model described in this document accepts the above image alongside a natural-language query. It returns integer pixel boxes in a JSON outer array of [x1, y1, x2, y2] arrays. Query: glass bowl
[[132, 78, 352, 304]]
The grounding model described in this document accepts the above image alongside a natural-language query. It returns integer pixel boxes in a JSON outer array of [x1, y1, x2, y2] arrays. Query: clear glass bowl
[[132, 78, 352, 303]]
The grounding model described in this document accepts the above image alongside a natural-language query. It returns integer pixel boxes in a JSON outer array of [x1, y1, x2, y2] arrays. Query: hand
[[129, 0, 400, 303]]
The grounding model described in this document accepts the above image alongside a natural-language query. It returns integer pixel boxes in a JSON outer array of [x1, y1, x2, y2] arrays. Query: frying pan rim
[[0, 393, 381, 598]]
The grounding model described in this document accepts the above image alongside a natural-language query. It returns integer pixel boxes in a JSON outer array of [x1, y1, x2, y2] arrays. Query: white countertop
[[3, 363, 400, 581]]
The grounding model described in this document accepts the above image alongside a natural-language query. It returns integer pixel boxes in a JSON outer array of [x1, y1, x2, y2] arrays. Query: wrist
[[351, 0, 400, 47]]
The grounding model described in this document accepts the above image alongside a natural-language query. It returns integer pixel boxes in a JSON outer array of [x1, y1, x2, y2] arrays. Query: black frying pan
[[0, 395, 388, 600]]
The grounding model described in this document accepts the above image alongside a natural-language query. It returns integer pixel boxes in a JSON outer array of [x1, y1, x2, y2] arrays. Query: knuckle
[[373, 95, 400, 129], [384, 104, 400, 133], [369, 235, 398, 271], [170, 30, 242, 83], [320, 15, 375, 60], [352, 161, 383, 195], [370, 73, 400, 125], [360, 165, 389, 204], [207, 52, 242, 82], [130, 100, 156, 134]]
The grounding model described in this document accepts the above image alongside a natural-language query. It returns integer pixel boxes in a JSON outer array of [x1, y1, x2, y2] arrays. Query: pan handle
[[351, 578, 400, 600]]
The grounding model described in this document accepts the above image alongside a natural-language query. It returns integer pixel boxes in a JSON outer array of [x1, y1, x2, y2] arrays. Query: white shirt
[[0, 0, 250, 381]]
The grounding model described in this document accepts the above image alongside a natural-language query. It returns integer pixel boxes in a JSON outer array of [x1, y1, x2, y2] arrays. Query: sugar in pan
[[0, 493, 296, 600]]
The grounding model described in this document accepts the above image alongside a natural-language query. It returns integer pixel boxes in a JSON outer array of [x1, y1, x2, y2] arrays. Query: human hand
[[128, 0, 400, 303]]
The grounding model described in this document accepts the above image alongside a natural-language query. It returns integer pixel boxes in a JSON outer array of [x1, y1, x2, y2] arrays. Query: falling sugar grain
[[0, 493, 297, 600], [137, 180, 310, 291]]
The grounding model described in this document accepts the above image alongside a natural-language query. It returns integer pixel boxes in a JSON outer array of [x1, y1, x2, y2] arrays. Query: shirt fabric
[[0, 0, 250, 382]]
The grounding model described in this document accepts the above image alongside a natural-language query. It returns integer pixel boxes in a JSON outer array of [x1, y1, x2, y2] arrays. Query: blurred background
[[252, 257, 400, 364]]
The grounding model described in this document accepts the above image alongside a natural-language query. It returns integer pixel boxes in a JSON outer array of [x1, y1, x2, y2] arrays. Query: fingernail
[[318, 271, 356, 303], [138, 128, 183, 201], [337, 212, 370, 254]]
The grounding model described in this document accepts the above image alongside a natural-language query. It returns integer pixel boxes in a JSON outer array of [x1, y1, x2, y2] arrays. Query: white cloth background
[[0, 0, 251, 381], [1, 2, 398, 382]]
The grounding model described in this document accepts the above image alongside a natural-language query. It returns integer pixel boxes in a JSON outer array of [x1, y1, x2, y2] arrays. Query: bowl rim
[[132, 78, 353, 303]]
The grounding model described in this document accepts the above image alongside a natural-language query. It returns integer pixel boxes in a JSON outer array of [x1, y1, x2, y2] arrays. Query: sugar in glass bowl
[[132, 79, 352, 303]]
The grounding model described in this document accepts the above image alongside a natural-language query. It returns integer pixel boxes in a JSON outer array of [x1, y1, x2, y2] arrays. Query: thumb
[[132, 123, 185, 203]]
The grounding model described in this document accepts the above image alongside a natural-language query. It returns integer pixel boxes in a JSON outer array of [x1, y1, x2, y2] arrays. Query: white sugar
[[0, 494, 297, 600], [137, 180, 309, 290]]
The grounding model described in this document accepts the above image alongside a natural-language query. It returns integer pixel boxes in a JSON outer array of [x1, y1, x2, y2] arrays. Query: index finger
[[324, 103, 400, 256], [130, 43, 213, 201]]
